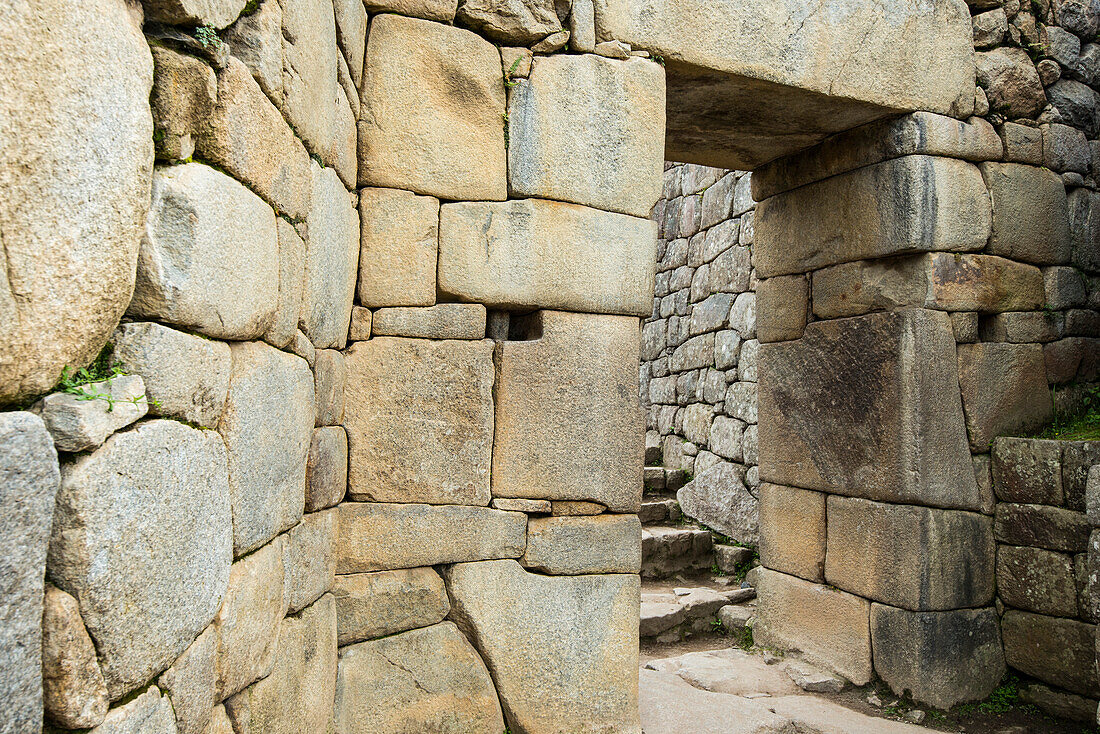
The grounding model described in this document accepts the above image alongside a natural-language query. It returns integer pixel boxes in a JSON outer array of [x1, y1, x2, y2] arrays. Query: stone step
[[643, 465, 688, 495], [639, 499, 681, 526], [640, 585, 756, 640], [641, 526, 714, 579]]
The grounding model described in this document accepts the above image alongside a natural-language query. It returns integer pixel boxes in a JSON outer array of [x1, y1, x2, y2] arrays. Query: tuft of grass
[[730, 625, 752, 650], [1030, 384, 1100, 441], [55, 345, 157, 413]]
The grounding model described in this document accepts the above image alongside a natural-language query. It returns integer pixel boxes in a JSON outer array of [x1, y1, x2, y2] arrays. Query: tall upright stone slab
[[493, 311, 643, 513]]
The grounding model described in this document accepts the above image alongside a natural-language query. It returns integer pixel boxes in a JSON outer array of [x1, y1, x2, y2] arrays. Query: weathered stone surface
[[305, 427, 347, 512], [753, 112, 1003, 200], [755, 157, 990, 277], [333, 568, 450, 646], [456, 0, 560, 43], [219, 341, 313, 556], [677, 464, 757, 545], [333, 0, 366, 89], [283, 509, 336, 614], [492, 497, 552, 513], [493, 311, 642, 512], [48, 420, 231, 699], [812, 253, 1044, 319], [1002, 610, 1098, 696], [825, 496, 993, 611], [870, 605, 1005, 709], [92, 686, 177, 734], [223, 0, 283, 102], [150, 45, 216, 162], [1062, 441, 1100, 511], [130, 163, 278, 340], [522, 515, 641, 574], [31, 375, 148, 453], [313, 350, 345, 427], [975, 46, 1046, 118], [213, 538, 286, 700], [112, 322, 231, 428], [372, 304, 487, 340], [981, 162, 1072, 266], [1069, 189, 1100, 273], [1020, 683, 1098, 723], [759, 309, 980, 509], [444, 559, 640, 732], [995, 503, 1091, 553], [357, 188, 439, 308], [196, 57, 312, 223], [348, 307, 372, 342], [0, 0, 152, 405], [337, 503, 527, 572], [358, 15, 506, 200], [957, 343, 1052, 451], [364, 0, 457, 19], [227, 594, 337, 734], [204, 705, 233, 734], [508, 55, 663, 218], [345, 338, 493, 504], [158, 626, 216, 734], [552, 500, 608, 516], [755, 275, 807, 343], [758, 483, 825, 583], [754, 568, 872, 685], [300, 162, 359, 349], [335, 622, 504, 734], [42, 584, 109, 729], [997, 545, 1078, 617], [992, 437, 1063, 505], [439, 199, 656, 316], [144, 0, 246, 28]]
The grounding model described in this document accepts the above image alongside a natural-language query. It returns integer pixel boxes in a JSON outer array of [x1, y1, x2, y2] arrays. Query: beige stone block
[[493, 311, 642, 513], [372, 304, 487, 340], [347, 307, 372, 341], [522, 515, 642, 574], [363, 0, 457, 20], [755, 156, 990, 277], [332, 568, 450, 646], [344, 338, 493, 505], [358, 15, 506, 201], [957, 343, 1052, 452], [508, 54, 664, 218], [300, 162, 359, 349], [758, 309, 980, 510], [825, 496, 994, 611], [150, 45, 216, 162], [357, 188, 439, 308], [223, 0, 282, 102], [492, 497, 551, 513], [758, 483, 825, 583], [336, 502, 527, 573], [267, 220, 305, 349], [755, 275, 808, 343], [439, 199, 656, 316], [42, 584, 108, 729], [455, 0, 560, 43], [282, 509, 337, 614], [334, 622, 504, 734], [144, 0, 246, 28], [551, 500, 608, 516], [443, 560, 641, 732], [753, 568, 872, 685], [158, 626, 217, 734], [981, 162, 1073, 265], [305, 427, 347, 512]]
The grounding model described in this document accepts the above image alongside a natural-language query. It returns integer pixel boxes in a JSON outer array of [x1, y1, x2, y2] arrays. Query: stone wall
[[641, 163, 760, 545]]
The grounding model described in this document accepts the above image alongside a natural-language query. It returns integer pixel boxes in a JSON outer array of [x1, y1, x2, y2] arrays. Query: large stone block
[[112, 321, 231, 429], [975, 46, 1046, 119], [997, 545, 1078, 617], [48, 420, 232, 699], [455, 0, 559, 42], [1002, 610, 1098, 696], [443, 560, 640, 732], [870, 605, 1005, 709], [508, 54, 664, 218], [492, 311, 642, 512], [42, 584, 108, 729], [0, 0, 152, 405], [30, 375, 148, 453], [522, 515, 642, 574], [755, 157, 989, 278], [357, 188, 439, 308], [957, 343, 1052, 452], [676, 463, 758, 545], [825, 496, 994, 611], [300, 162, 359, 349], [995, 503, 1090, 553], [223, 0, 283, 101], [372, 304, 487, 340], [144, 0, 246, 28], [753, 568, 872, 685], [344, 338, 494, 505], [439, 199, 657, 316], [336, 503, 527, 572], [758, 309, 980, 509], [981, 162, 1072, 266], [758, 483, 826, 583], [149, 45, 215, 162], [812, 253, 1044, 319], [219, 341, 314, 556], [283, 509, 337, 614], [129, 163, 278, 340], [596, 0, 974, 169], [358, 14, 506, 200], [333, 568, 450, 646], [334, 622, 504, 734], [991, 437, 1064, 505]]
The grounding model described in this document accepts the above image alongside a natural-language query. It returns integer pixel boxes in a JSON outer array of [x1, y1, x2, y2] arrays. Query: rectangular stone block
[[755, 275, 808, 343], [336, 503, 527, 573], [981, 162, 1072, 265], [521, 515, 642, 575], [994, 503, 1090, 553], [758, 483, 825, 583], [492, 311, 642, 512], [1063, 441, 1100, 512], [357, 188, 439, 308], [507, 54, 664, 218], [755, 156, 990, 277], [758, 309, 980, 509], [997, 544, 1078, 617], [991, 437, 1063, 505], [1002, 610, 1098, 696], [283, 509, 337, 614], [957, 343, 1052, 452], [371, 303, 486, 340], [332, 568, 450, 646], [300, 162, 359, 350], [438, 198, 657, 316], [825, 496, 994, 611], [344, 338, 494, 505], [753, 568, 872, 685]]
